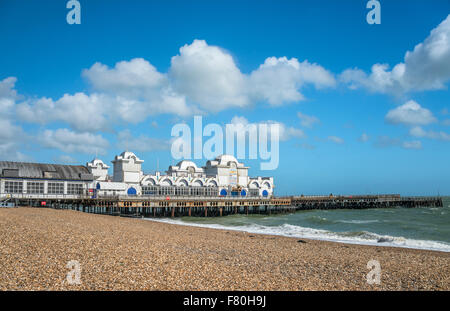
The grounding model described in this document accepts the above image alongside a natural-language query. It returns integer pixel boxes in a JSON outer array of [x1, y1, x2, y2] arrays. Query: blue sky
[[1, 0, 450, 195]]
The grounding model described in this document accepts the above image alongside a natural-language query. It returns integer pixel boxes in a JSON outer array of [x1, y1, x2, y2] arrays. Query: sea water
[[145, 197, 450, 252]]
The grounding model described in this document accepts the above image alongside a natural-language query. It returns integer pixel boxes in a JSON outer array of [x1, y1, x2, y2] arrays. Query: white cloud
[[0, 77, 29, 160], [298, 142, 316, 150], [0, 119, 29, 161], [327, 136, 344, 144], [0, 77, 18, 114], [17, 93, 112, 132], [39, 128, 109, 154], [54, 155, 78, 164], [83, 58, 166, 93], [0, 119, 25, 141], [340, 14, 450, 94], [385, 100, 436, 126], [15, 40, 335, 132], [374, 136, 401, 148], [82, 58, 192, 118], [279, 125, 306, 141], [374, 135, 424, 150], [229, 116, 305, 141], [250, 57, 335, 106], [358, 133, 369, 142], [402, 140, 422, 150], [297, 111, 320, 128], [409, 126, 450, 141], [15, 60, 193, 133], [117, 129, 171, 152], [170, 41, 335, 110], [229, 116, 250, 127], [170, 40, 249, 111]]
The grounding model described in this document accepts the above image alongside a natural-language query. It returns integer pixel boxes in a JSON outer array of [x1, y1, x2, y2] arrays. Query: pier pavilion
[[0, 151, 275, 200]]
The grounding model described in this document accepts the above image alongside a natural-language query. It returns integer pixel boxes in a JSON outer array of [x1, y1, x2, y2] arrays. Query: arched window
[[127, 187, 137, 195]]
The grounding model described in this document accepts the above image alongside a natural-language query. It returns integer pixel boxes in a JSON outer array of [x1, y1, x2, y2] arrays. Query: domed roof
[[120, 151, 137, 159], [215, 154, 238, 165], [176, 160, 198, 170], [204, 154, 248, 169], [87, 158, 110, 169], [113, 151, 143, 163]]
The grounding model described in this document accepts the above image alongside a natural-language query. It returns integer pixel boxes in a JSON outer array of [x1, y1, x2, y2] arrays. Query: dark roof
[[0, 161, 94, 181]]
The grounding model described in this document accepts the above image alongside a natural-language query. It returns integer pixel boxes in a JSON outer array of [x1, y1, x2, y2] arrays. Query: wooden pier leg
[[246, 206, 248, 215], [205, 207, 208, 217], [171, 207, 175, 218], [219, 207, 223, 217], [188, 207, 191, 217]]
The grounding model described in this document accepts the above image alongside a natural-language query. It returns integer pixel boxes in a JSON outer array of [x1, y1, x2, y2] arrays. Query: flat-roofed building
[[0, 161, 94, 199]]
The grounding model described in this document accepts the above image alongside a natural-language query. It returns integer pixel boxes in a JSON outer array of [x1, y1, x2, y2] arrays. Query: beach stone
[[0, 207, 448, 291]]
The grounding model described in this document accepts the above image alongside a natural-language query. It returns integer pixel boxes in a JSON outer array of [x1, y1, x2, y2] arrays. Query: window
[[142, 186, 159, 196], [4, 181, 23, 193], [206, 187, 218, 197], [48, 182, 64, 194], [27, 182, 44, 194], [249, 189, 259, 197], [67, 183, 83, 195]]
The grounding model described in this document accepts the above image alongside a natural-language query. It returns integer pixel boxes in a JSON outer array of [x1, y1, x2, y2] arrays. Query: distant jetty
[[291, 194, 443, 210]]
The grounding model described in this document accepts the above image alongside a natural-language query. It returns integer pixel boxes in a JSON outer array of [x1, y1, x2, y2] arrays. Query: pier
[[0, 193, 443, 217], [0, 195, 293, 217], [291, 194, 443, 210]]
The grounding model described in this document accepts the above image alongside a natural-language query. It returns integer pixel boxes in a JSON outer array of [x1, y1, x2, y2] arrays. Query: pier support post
[[171, 207, 174, 218], [219, 207, 223, 217], [205, 207, 208, 217], [188, 207, 191, 217]]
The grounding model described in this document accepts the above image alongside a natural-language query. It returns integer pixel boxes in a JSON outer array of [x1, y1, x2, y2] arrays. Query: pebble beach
[[0, 207, 448, 290]]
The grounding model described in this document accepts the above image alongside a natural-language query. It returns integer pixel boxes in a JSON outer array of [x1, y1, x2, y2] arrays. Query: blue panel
[[262, 190, 268, 197], [220, 189, 227, 196], [241, 189, 247, 196], [96, 183, 101, 189], [127, 187, 137, 195]]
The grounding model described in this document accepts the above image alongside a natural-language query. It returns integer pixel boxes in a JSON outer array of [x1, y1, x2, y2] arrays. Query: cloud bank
[[340, 14, 450, 95]]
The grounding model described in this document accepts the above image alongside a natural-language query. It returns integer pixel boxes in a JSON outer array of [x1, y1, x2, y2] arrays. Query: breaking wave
[[145, 217, 450, 253]]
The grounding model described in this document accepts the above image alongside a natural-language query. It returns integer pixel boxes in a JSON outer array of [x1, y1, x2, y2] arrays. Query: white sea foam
[[144, 218, 450, 253], [337, 219, 380, 224]]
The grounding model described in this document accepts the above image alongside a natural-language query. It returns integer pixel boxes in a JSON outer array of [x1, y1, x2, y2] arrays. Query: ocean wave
[[306, 215, 336, 225], [337, 219, 380, 224], [144, 218, 450, 253]]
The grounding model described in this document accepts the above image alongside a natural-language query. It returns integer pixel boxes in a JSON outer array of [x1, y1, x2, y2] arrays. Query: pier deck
[[0, 194, 443, 217]]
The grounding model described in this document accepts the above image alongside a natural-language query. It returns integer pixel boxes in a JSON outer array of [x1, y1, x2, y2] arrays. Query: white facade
[[92, 152, 274, 198], [111, 151, 144, 184], [86, 159, 110, 181]]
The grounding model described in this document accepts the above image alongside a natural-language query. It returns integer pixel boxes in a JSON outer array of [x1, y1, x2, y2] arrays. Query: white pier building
[[0, 151, 274, 200], [90, 152, 274, 198]]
